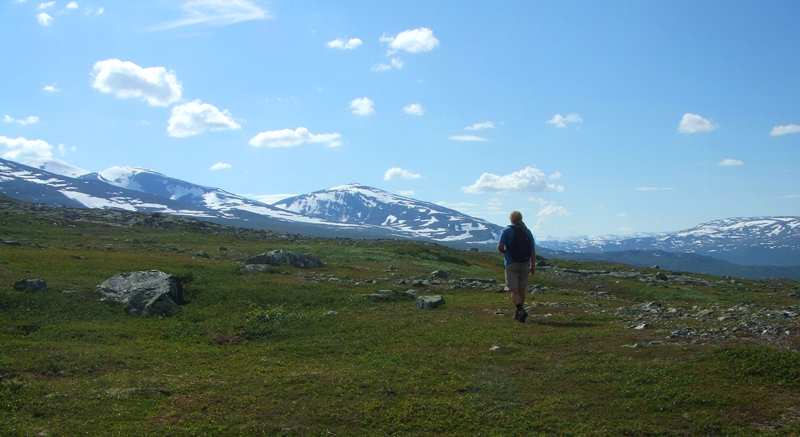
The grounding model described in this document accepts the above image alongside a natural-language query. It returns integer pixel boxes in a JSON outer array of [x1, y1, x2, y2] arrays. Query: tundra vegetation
[[1, 195, 799, 436]]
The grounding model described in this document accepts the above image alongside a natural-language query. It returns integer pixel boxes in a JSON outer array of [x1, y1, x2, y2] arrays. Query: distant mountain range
[[2, 157, 799, 275]]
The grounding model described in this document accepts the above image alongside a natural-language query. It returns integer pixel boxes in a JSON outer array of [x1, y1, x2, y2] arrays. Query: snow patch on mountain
[[23, 158, 90, 178]]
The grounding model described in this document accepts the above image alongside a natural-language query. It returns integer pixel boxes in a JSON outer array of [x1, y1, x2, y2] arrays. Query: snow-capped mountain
[[274, 184, 503, 245], [0, 158, 396, 238], [23, 158, 90, 178], [540, 217, 800, 266]]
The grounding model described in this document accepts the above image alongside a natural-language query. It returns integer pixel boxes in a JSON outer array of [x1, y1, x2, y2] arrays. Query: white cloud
[[403, 103, 425, 116], [381, 28, 440, 55], [66, 1, 78, 8], [549, 171, 562, 180], [153, 0, 271, 30], [770, 124, 800, 136], [718, 158, 743, 166], [209, 162, 231, 170], [0, 136, 53, 160], [246, 193, 296, 204], [43, 83, 59, 92], [371, 57, 403, 72], [4, 115, 40, 126], [249, 127, 342, 148], [327, 38, 362, 50], [96, 7, 103, 14], [449, 135, 488, 142], [384, 167, 421, 180], [619, 212, 627, 217], [38, 1, 55, 9], [57, 144, 75, 156], [14, 0, 29, 3], [465, 121, 494, 131], [636, 187, 674, 191], [527, 197, 569, 230], [167, 99, 241, 137], [546, 113, 583, 128], [462, 167, 564, 194], [350, 97, 374, 116], [36, 12, 52, 25], [397, 190, 415, 196], [678, 113, 717, 133], [780, 194, 799, 199], [91, 59, 183, 107]]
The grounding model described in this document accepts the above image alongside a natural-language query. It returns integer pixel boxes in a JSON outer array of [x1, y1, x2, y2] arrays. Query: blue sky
[[2, 0, 799, 238]]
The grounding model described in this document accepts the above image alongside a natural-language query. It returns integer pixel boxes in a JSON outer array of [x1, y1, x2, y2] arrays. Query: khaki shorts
[[504, 261, 530, 290]]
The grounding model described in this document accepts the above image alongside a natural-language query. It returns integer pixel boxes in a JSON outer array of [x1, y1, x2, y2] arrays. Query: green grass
[[1, 200, 800, 435]]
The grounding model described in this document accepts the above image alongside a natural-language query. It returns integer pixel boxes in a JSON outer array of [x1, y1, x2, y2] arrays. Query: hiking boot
[[514, 309, 521, 321], [518, 309, 528, 323]]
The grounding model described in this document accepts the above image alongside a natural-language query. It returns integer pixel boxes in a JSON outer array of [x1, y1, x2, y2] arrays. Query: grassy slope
[[1, 198, 800, 436]]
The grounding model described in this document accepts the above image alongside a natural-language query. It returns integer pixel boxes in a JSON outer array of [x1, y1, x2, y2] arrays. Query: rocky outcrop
[[245, 250, 324, 269], [97, 270, 183, 316], [13, 279, 47, 293]]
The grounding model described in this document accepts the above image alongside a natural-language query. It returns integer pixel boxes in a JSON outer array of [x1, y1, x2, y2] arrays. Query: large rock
[[415, 295, 446, 310], [97, 270, 183, 316], [13, 278, 47, 293], [245, 250, 324, 269]]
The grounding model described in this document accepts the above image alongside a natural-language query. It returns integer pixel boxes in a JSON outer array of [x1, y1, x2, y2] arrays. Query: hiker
[[497, 211, 536, 323]]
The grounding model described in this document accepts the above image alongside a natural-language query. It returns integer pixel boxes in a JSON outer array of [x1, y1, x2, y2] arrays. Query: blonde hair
[[510, 211, 526, 229]]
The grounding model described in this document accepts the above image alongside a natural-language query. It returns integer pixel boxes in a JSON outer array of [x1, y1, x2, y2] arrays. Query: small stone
[[489, 346, 501, 351], [635, 323, 653, 330], [124, 238, 140, 244], [1, 239, 21, 246], [195, 251, 210, 259], [655, 272, 669, 281], [218, 246, 228, 251]]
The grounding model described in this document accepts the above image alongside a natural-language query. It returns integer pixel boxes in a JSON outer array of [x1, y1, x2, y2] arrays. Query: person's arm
[[497, 242, 505, 254], [529, 246, 536, 274]]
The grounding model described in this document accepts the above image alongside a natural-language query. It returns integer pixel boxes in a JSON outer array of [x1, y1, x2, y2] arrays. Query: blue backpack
[[508, 225, 532, 263]]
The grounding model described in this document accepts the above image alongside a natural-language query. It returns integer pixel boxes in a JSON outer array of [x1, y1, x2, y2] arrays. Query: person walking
[[497, 211, 536, 323]]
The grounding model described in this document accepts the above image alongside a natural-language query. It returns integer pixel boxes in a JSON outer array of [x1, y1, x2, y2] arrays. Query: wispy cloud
[[546, 113, 583, 128], [153, 0, 271, 31], [91, 59, 182, 107], [249, 127, 341, 148], [529, 197, 569, 231], [327, 38, 362, 50], [770, 124, 800, 136], [403, 103, 425, 116], [36, 12, 52, 25], [4, 115, 40, 126], [449, 135, 488, 142], [380, 27, 440, 55], [463, 167, 564, 194], [779, 194, 799, 199], [38, 1, 55, 9], [167, 100, 241, 137], [717, 158, 743, 166], [384, 167, 421, 180], [678, 113, 717, 133], [209, 162, 231, 170], [66, 1, 78, 9], [42, 83, 59, 92], [465, 121, 494, 131], [371, 57, 403, 72], [350, 97, 374, 116]]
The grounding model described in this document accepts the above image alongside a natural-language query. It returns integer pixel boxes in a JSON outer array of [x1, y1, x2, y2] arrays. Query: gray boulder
[[655, 272, 669, 281], [240, 264, 272, 273], [13, 278, 47, 293], [245, 250, 324, 269], [97, 270, 183, 316], [195, 251, 209, 259], [415, 295, 446, 310]]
